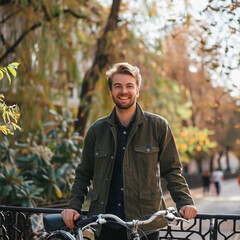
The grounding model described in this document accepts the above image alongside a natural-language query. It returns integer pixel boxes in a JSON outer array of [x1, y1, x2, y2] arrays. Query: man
[[62, 63, 197, 240]]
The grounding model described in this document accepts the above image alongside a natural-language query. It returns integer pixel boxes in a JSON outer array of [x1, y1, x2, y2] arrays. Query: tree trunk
[[210, 155, 214, 173], [217, 150, 224, 170], [225, 146, 231, 172], [74, 0, 121, 136]]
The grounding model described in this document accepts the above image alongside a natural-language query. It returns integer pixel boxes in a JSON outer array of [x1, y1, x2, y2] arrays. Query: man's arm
[[159, 122, 197, 219], [62, 128, 95, 227]]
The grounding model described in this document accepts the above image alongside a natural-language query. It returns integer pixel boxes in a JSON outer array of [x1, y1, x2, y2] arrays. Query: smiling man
[[62, 63, 197, 240]]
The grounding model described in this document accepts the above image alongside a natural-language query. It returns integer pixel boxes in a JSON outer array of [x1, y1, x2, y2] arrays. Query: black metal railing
[[0, 206, 239, 240]]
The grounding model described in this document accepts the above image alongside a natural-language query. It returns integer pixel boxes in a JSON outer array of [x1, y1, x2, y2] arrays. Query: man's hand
[[179, 205, 198, 220], [61, 209, 80, 229]]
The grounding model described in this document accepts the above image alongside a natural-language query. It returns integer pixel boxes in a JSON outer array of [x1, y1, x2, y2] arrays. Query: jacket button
[[101, 202, 104, 205], [111, 156, 114, 159], [106, 178, 109, 181], [96, 152, 99, 156], [147, 148, 150, 152]]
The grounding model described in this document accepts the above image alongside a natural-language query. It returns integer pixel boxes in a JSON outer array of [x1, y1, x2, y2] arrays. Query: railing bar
[[0, 206, 88, 215], [197, 214, 240, 220]]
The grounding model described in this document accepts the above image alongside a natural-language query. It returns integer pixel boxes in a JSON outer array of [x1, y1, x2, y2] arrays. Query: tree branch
[[0, 22, 41, 63], [0, 6, 99, 63], [75, 0, 121, 135]]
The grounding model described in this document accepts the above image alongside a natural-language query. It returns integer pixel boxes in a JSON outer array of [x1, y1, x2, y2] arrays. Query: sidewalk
[[164, 177, 240, 214]]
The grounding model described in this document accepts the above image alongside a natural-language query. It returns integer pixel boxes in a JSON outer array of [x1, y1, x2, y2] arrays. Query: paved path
[[165, 177, 240, 214], [192, 177, 240, 215]]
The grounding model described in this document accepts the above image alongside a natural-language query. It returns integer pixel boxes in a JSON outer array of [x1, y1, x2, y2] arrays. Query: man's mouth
[[119, 95, 130, 100]]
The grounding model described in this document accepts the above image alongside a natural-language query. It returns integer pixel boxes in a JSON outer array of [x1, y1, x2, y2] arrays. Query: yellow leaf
[[7, 66, 17, 77], [54, 184, 63, 198], [9, 62, 20, 68]]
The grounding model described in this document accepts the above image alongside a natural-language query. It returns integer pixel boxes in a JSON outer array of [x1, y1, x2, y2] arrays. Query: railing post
[[210, 218, 215, 240]]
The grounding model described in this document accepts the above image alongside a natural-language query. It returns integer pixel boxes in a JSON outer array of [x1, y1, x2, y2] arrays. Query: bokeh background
[[0, 0, 239, 207]]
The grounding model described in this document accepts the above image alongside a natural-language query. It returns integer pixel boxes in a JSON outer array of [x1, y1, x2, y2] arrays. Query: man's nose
[[121, 86, 128, 93]]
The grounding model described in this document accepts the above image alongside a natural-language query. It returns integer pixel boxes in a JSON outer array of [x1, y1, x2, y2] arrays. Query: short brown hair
[[106, 62, 142, 90]]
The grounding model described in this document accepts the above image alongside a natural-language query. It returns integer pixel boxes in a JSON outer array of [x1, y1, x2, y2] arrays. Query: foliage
[[0, 110, 83, 207], [175, 126, 217, 163], [0, 62, 21, 135], [0, 0, 239, 181]]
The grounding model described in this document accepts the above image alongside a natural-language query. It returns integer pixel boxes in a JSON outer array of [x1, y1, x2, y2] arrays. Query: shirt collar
[[114, 108, 136, 130]]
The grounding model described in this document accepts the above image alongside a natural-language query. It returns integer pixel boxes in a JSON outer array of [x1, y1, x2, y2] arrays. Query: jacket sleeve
[[159, 121, 195, 211], [68, 127, 95, 212]]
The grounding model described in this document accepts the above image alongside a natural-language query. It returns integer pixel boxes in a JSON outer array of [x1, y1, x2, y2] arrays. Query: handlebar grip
[[74, 215, 98, 228], [43, 214, 66, 231]]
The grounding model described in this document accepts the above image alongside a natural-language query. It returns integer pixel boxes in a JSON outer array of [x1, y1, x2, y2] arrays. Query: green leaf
[[3, 166, 9, 176], [7, 66, 17, 77], [0, 70, 3, 80]]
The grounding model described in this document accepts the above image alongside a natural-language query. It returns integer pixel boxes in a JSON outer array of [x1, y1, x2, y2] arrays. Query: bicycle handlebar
[[43, 207, 188, 232], [75, 207, 188, 230]]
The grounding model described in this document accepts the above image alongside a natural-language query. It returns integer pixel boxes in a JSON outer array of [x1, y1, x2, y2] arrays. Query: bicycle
[[41, 207, 188, 240]]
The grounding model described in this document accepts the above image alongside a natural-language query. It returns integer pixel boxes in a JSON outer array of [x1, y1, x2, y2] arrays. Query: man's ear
[[109, 89, 113, 97], [136, 87, 140, 98]]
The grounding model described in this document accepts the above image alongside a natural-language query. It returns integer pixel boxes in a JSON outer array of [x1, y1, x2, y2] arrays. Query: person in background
[[212, 168, 224, 196], [202, 170, 211, 195], [61, 62, 198, 240]]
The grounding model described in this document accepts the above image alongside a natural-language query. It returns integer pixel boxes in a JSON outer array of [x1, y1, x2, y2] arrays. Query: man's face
[[110, 73, 140, 110]]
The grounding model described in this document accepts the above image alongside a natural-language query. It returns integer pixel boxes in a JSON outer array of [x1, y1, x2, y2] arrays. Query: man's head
[[106, 62, 142, 90]]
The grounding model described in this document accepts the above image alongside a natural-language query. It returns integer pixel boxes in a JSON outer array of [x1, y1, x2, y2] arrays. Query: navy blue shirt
[[106, 110, 136, 224]]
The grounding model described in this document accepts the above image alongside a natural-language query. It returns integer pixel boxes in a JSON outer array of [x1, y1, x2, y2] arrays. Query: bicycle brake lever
[[165, 212, 189, 226]]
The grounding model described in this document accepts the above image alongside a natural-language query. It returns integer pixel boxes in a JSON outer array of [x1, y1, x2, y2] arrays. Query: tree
[[0, 0, 107, 133], [74, 0, 121, 135], [162, 25, 240, 171]]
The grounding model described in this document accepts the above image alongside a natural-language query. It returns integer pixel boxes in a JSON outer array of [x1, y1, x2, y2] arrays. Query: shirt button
[[101, 202, 104, 205], [123, 131, 127, 135], [96, 152, 99, 156], [118, 203, 122, 207], [123, 147, 125, 150], [111, 156, 114, 159], [147, 148, 150, 152], [121, 188, 123, 191]]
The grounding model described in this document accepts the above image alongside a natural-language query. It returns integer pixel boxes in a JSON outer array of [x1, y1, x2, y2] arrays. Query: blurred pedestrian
[[212, 168, 224, 196], [238, 173, 240, 187], [202, 170, 211, 195]]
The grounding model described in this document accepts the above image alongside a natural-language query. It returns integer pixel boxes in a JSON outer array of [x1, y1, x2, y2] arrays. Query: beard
[[111, 94, 137, 110]]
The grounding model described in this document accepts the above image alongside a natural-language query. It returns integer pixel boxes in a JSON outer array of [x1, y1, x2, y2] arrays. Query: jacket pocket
[[95, 150, 108, 158], [139, 188, 161, 217], [135, 145, 160, 188], [135, 145, 160, 154], [134, 145, 159, 169], [94, 149, 109, 177]]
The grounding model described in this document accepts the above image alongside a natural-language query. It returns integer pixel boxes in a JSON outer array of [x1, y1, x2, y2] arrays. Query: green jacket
[[69, 103, 194, 232]]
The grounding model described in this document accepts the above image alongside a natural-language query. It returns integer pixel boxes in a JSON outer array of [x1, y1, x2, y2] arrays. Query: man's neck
[[115, 104, 137, 127]]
